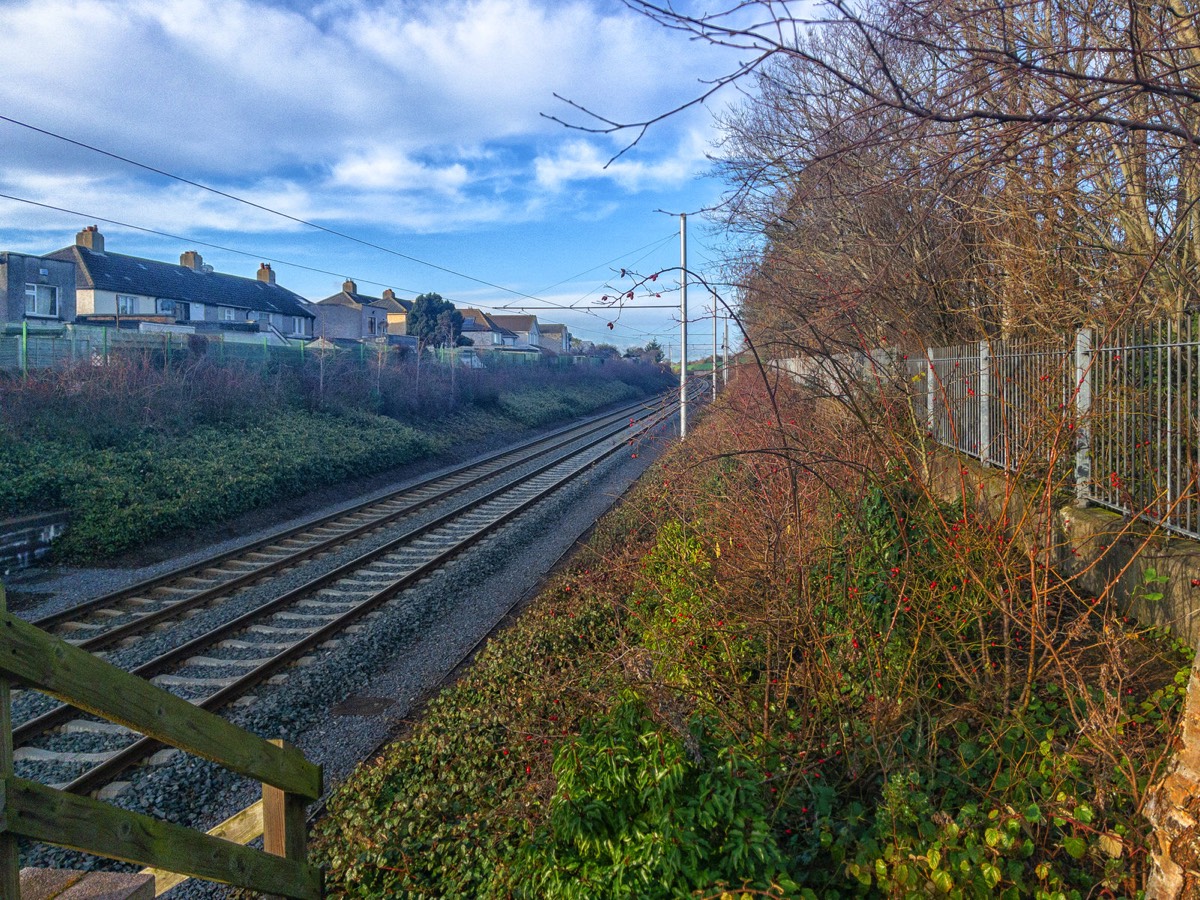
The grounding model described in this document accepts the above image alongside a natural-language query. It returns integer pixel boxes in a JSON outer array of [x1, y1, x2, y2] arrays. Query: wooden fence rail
[[0, 586, 323, 898]]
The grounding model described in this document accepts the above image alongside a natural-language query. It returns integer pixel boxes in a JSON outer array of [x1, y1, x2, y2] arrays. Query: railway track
[[11, 390, 687, 800]]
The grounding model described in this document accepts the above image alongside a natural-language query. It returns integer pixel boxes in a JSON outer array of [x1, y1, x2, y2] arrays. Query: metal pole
[[926, 348, 936, 438], [723, 318, 729, 387], [979, 340, 990, 466], [19, 320, 27, 376], [680, 213, 688, 439], [711, 294, 718, 400], [1074, 327, 1093, 507]]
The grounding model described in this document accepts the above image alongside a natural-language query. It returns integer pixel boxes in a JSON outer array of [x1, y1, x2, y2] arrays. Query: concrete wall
[[927, 452, 1200, 647], [925, 451, 1200, 898]]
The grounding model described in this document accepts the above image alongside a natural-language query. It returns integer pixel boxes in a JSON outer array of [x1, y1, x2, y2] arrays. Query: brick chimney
[[257, 263, 276, 284], [343, 279, 357, 295], [180, 251, 204, 270], [75, 225, 104, 252], [382, 289, 397, 302]]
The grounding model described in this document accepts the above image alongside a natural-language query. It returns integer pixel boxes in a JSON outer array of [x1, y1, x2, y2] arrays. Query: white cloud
[[0, 0, 725, 169], [329, 148, 470, 193], [534, 131, 709, 192]]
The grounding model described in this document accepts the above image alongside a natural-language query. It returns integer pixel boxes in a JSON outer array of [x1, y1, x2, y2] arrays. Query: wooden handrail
[[0, 586, 323, 898]]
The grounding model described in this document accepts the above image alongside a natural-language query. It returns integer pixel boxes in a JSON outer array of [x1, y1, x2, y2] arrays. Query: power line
[[1, 114, 704, 338], [0, 113, 549, 303], [0, 191, 441, 298]]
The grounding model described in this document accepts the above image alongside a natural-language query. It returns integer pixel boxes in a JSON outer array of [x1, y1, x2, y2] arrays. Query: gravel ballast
[[11, 401, 681, 896]]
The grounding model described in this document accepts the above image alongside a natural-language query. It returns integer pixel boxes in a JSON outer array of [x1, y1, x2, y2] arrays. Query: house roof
[[317, 292, 365, 310], [459, 308, 516, 336], [318, 289, 411, 314], [372, 294, 412, 314], [540, 323, 568, 336], [48, 245, 314, 319], [489, 314, 538, 333]]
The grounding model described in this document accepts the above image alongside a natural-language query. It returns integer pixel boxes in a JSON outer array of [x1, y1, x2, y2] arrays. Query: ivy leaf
[[1063, 836, 1086, 859]]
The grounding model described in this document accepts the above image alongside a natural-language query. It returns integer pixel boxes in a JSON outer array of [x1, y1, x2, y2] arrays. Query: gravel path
[[12, 403, 678, 896]]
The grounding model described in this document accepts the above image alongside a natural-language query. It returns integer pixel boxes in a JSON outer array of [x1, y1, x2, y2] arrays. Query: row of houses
[[1, 227, 571, 354]]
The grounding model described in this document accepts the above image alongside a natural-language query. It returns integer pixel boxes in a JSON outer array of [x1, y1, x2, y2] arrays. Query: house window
[[221, 307, 236, 322], [116, 294, 137, 315], [24, 284, 59, 317], [367, 317, 376, 335], [156, 298, 175, 315]]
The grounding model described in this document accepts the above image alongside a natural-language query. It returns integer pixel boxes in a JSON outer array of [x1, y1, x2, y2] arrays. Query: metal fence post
[[979, 340, 991, 466], [926, 348, 936, 438], [19, 320, 27, 377], [1074, 327, 1093, 506]]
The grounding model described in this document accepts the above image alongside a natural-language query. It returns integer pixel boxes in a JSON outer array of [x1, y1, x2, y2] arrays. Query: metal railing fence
[[1088, 319, 1200, 538], [915, 322, 1200, 540], [0, 324, 595, 375]]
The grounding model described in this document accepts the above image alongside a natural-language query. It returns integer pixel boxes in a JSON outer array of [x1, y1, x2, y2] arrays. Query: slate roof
[[47, 245, 314, 319], [318, 290, 412, 314], [376, 291, 413, 313], [489, 314, 537, 333], [459, 308, 515, 336], [540, 323, 568, 336]]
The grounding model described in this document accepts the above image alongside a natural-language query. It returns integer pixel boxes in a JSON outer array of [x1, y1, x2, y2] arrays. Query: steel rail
[[42, 401, 662, 653], [54, 395, 681, 795], [13, 394, 682, 768], [31, 398, 656, 636]]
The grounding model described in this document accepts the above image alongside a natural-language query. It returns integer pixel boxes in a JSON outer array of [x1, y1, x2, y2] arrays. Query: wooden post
[[0, 586, 21, 899], [262, 739, 314, 898]]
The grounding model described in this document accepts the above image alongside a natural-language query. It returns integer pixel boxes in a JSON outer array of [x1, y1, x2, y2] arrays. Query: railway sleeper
[[151, 673, 240, 689], [248, 625, 312, 635], [185, 655, 275, 668], [218, 639, 295, 651], [14, 746, 120, 764], [60, 720, 134, 737]]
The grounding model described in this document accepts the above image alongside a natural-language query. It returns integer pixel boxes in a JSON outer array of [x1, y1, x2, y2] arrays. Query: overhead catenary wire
[[0, 114, 711, 339], [0, 192, 434, 299], [1, 113, 545, 304]]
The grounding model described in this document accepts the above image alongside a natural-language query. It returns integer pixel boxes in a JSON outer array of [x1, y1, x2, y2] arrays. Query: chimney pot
[[343, 279, 357, 295], [382, 289, 396, 301], [257, 263, 276, 284], [75, 225, 104, 252]]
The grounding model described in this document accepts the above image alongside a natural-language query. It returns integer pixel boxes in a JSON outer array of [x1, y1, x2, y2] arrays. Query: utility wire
[[0, 192, 684, 340], [1, 115, 702, 333], [0, 113, 547, 303], [0, 192, 434, 300]]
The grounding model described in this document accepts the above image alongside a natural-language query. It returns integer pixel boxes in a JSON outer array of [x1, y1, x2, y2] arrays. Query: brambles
[[0, 353, 669, 562], [314, 370, 1192, 897]]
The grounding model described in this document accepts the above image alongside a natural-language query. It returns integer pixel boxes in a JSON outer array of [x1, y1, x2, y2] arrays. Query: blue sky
[[0, 0, 749, 356]]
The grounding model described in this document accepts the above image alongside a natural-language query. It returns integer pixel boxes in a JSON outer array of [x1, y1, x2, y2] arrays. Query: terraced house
[[0, 250, 76, 326], [311, 280, 412, 343], [47, 226, 314, 344]]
